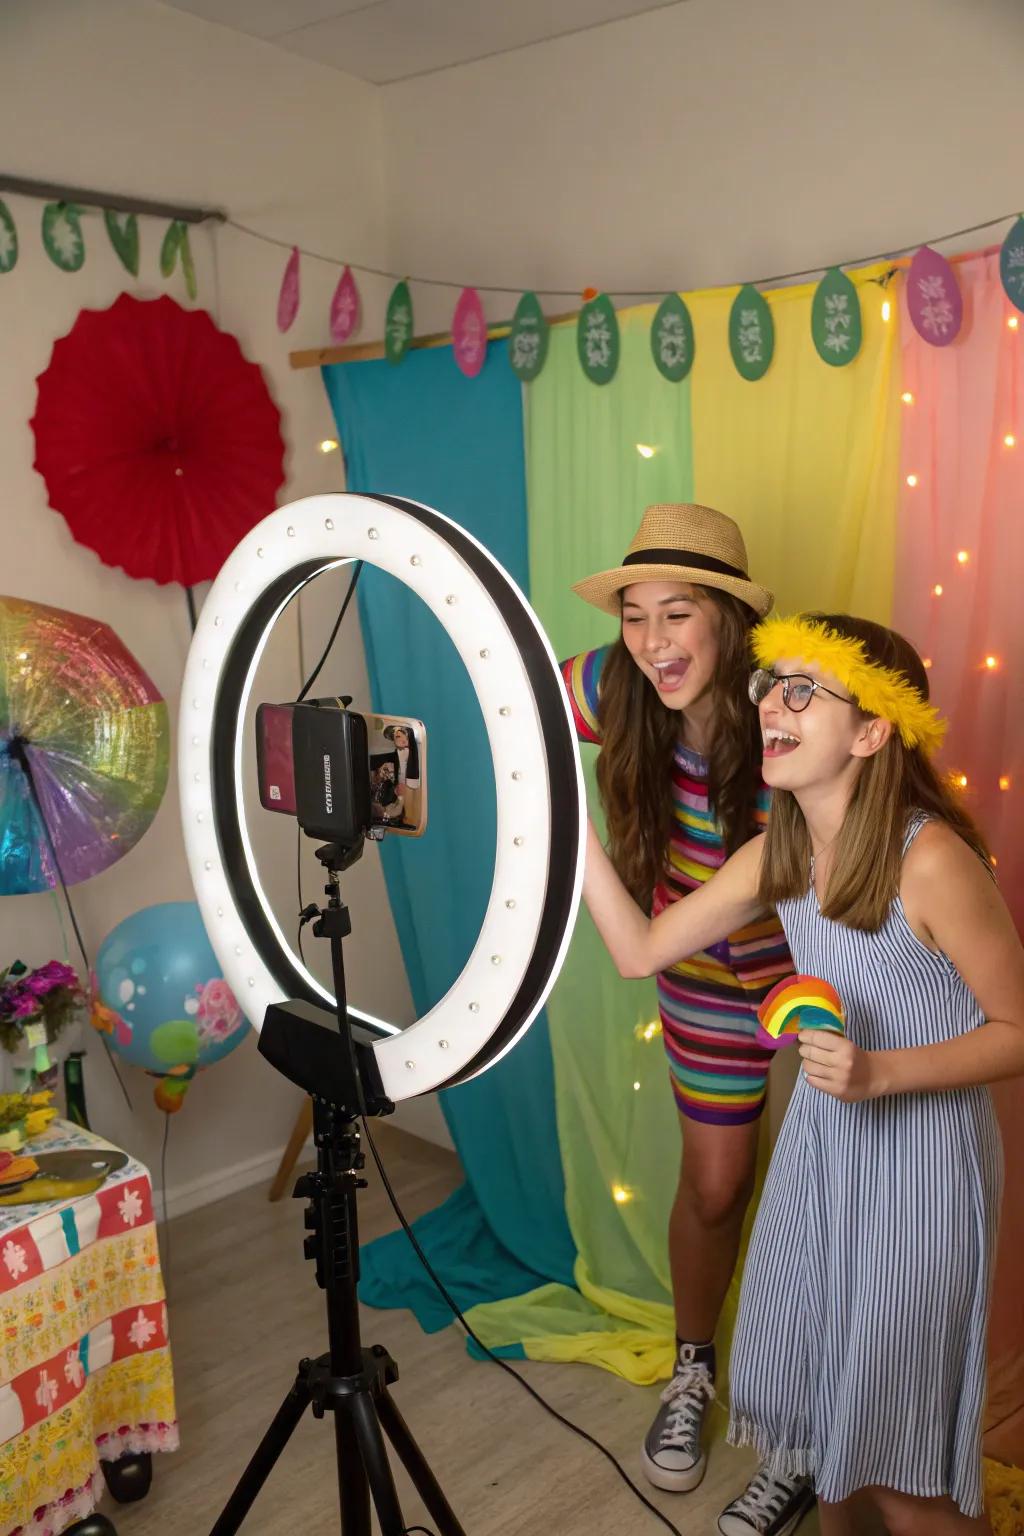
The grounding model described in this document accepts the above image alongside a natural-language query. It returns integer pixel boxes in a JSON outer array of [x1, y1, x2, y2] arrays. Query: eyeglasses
[[748, 668, 856, 714]]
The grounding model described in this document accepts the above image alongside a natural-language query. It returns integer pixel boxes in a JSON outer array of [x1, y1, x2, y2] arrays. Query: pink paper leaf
[[330, 265, 361, 343], [277, 247, 301, 334], [452, 287, 487, 378], [906, 246, 962, 347]]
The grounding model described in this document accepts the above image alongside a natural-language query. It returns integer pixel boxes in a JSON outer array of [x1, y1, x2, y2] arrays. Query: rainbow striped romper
[[563, 647, 793, 1126]]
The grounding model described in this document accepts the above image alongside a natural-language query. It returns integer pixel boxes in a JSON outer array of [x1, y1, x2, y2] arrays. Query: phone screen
[[366, 715, 427, 838], [255, 703, 297, 815]]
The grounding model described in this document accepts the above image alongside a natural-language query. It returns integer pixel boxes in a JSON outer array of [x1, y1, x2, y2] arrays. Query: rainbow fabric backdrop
[[756, 974, 846, 1051]]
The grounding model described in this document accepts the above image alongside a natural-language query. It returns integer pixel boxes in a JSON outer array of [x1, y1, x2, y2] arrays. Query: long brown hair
[[758, 613, 989, 930], [596, 586, 762, 907]]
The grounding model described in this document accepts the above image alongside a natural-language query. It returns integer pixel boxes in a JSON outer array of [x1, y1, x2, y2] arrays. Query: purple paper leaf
[[330, 265, 361, 343], [277, 246, 301, 333], [906, 246, 962, 346], [452, 287, 487, 378]]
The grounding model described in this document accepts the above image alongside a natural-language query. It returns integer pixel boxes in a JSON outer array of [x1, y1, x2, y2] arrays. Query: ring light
[[179, 493, 584, 1102]]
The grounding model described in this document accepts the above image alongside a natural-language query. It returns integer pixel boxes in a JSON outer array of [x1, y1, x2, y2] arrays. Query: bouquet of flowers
[[0, 961, 83, 1056]]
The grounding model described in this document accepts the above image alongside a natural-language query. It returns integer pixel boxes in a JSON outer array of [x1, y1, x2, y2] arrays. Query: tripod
[[209, 844, 466, 1536]]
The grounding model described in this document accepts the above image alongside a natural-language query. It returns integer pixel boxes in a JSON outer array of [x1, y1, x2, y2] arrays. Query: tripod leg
[[334, 1406, 371, 1536], [348, 1391, 407, 1536], [376, 1388, 467, 1536], [209, 1376, 311, 1536]]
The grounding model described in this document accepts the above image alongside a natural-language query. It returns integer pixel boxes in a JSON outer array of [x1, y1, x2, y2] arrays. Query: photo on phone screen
[[367, 716, 427, 837]]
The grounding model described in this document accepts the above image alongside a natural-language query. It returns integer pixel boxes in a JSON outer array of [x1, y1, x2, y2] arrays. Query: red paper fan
[[31, 294, 286, 587]]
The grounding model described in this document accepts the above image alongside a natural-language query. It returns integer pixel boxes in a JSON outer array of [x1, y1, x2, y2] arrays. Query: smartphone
[[256, 702, 428, 840]]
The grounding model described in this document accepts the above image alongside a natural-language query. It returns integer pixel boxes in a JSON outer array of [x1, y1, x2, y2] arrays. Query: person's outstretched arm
[[583, 820, 765, 978]]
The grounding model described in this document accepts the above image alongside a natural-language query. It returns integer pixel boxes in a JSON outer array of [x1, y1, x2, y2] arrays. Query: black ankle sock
[[676, 1336, 716, 1378]]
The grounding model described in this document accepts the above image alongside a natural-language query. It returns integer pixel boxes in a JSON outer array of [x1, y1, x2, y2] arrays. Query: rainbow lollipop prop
[[756, 974, 845, 1051]]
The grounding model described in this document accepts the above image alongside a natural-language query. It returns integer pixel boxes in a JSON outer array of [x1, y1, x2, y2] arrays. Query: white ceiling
[[158, 0, 688, 84]]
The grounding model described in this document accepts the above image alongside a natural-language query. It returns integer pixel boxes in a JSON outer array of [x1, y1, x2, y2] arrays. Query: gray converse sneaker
[[640, 1343, 716, 1492], [718, 1467, 815, 1535]]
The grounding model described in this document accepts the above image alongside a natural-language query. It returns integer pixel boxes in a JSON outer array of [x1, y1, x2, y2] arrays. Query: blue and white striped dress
[[727, 815, 1003, 1517]]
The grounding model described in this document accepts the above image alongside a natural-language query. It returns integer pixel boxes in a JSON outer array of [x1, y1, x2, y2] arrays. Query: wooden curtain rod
[[290, 310, 577, 369]]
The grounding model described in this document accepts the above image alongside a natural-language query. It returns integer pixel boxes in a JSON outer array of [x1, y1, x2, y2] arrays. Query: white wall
[[4, 0, 1022, 1208], [382, 0, 1024, 333], [0, 0, 448, 1215]]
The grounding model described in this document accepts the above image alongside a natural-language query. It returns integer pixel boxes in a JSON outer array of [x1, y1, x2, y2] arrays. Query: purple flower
[[31, 961, 77, 994], [11, 993, 39, 1020]]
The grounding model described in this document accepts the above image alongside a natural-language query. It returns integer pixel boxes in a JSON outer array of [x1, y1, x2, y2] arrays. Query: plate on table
[[0, 1149, 130, 1205]]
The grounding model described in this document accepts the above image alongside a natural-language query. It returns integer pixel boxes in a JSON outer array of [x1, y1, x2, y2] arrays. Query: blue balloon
[[93, 902, 250, 1091]]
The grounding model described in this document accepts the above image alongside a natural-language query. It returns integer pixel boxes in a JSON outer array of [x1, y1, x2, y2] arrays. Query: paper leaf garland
[[577, 292, 619, 385], [385, 280, 414, 364], [651, 292, 695, 382], [452, 286, 487, 377], [330, 265, 361, 343], [277, 247, 300, 333], [180, 228, 197, 301], [811, 267, 861, 366], [104, 211, 139, 277], [999, 216, 1024, 315], [508, 292, 549, 382], [160, 221, 182, 278], [906, 246, 962, 346], [0, 200, 17, 274], [42, 204, 85, 273], [729, 284, 773, 380]]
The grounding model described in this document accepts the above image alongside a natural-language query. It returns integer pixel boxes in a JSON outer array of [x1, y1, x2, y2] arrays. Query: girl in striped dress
[[567, 504, 804, 1531], [583, 611, 1024, 1535]]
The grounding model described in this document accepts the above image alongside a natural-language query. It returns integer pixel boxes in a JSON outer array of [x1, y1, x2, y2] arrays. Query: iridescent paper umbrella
[[0, 596, 168, 895]]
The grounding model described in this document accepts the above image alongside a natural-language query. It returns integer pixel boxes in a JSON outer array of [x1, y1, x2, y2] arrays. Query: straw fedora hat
[[572, 503, 773, 618]]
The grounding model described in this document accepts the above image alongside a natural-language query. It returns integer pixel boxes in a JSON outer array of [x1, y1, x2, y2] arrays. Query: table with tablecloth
[[0, 1121, 177, 1535]]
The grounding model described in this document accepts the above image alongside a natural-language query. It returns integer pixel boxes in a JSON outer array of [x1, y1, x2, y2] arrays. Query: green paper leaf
[[728, 284, 773, 381], [103, 210, 139, 276], [42, 203, 85, 272], [508, 291, 549, 382], [385, 280, 413, 364], [160, 220, 183, 278], [577, 293, 619, 385], [0, 200, 18, 274], [811, 267, 861, 366], [180, 227, 197, 300], [999, 215, 1024, 315], [651, 292, 695, 382]]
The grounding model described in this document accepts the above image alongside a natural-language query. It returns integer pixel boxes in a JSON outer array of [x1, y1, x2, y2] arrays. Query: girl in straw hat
[[567, 504, 809, 1530], [582, 611, 1022, 1536]]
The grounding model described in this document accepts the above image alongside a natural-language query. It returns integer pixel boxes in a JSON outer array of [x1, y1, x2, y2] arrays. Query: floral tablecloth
[[0, 1122, 177, 1535]]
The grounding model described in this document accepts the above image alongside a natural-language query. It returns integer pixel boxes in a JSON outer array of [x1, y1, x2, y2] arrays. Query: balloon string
[[185, 586, 197, 633], [13, 747, 135, 1113]]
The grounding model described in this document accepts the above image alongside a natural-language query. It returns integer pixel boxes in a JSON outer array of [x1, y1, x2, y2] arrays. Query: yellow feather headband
[[752, 616, 947, 756]]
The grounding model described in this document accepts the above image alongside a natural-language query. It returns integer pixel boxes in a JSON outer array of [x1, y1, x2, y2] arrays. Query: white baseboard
[[153, 1144, 294, 1221], [151, 1098, 455, 1222]]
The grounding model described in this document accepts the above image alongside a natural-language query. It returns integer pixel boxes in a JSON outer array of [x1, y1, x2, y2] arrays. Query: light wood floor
[[114, 1123, 822, 1536]]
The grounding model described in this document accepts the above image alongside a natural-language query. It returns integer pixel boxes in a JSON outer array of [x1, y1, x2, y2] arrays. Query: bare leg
[[819, 1492, 889, 1535], [870, 1488, 991, 1536], [669, 1111, 761, 1340]]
